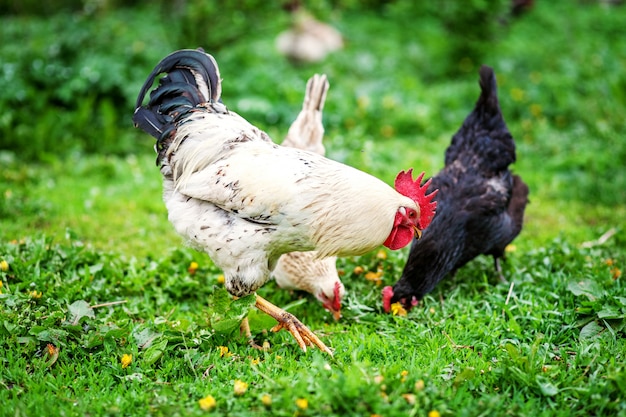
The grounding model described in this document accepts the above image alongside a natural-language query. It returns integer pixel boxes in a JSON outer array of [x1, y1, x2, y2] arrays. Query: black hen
[[383, 65, 529, 311]]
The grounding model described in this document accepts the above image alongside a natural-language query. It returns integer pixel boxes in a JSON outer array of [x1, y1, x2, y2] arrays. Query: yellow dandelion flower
[[605, 258, 614, 266], [47, 343, 58, 357], [218, 346, 229, 358], [357, 95, 371, 110], [612, 267, 621, 280], [402, 393, 416, 404], [261, 394, 272, 407], [429, 307, 436, 314], [198, 395, 217, 411], [414, 379, 425, 391], [428, 411, 441, 417], [380, 125, 395, 138], [45, 343, 59, 367], [365, 270, 383, 285], [510, 88, 525, 102], [530, 104, 542, 118], [370, 414, 382, 417], [121, 353, 132, 368], [295, 398, 308, 410], [390, 302, 407, 317], [233, 380, 248, 396], [376, 250, 387, 260], [30, 290, 42, 299], [521, 118, 533, 132], [217, 274, 225, 284], [400, 370, 409, 382], [382, 95, 397, 110], [353, 266, 364, 275], [188, 261, 199, 274], [505, 244, 517, 253], [0, 280, 3, 294], [251, 357, 260, 365], [0, 260, 8, 272]]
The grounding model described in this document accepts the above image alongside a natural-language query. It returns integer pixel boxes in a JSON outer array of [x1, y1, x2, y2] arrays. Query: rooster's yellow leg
[[255, 294, 333, 356], [240, 317, 267, 350]]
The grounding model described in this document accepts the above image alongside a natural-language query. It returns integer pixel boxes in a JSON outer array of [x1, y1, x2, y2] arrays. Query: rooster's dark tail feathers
[[133, 48, 222, 140]]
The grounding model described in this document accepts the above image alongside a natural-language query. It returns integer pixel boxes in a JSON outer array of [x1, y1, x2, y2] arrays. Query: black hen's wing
[[445, 67, 528, 262]]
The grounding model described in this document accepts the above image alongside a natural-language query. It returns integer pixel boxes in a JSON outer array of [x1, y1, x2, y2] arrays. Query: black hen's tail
[[132, 48, 222, 141], [475, 65, 500, 120], [444, 65, 516, 174]]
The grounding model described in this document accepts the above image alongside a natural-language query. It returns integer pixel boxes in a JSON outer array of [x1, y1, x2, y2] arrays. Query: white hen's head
[[317, 280, 345, 321], [273, 253, 344, 320]]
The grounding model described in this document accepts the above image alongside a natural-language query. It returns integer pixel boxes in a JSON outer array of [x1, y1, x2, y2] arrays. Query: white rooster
[[132, 49, 437, 355], [274, 74, 344, 320]]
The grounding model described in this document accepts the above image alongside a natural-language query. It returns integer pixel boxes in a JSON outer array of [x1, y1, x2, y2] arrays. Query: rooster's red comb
[[394, 169, 438, 230]]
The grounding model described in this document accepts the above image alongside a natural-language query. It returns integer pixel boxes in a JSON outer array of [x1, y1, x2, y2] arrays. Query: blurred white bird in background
[[276, 1, 344, 63]]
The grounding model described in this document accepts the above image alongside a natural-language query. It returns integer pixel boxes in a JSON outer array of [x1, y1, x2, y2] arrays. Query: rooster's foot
[[255, 294, 333, 356]]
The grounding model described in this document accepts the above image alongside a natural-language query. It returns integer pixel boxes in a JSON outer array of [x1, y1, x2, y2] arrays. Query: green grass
[[1, 237, 625, 416], [2, 1, 626, 416]]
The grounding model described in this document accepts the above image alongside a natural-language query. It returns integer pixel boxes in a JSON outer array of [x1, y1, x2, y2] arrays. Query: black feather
[[132, 48, 224, 159], [134, 48, 221, 110], [132, 107, 167, 139], [389, 65, 529, 307]]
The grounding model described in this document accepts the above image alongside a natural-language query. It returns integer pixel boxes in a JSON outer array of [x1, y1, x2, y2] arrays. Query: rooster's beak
[[414, 226, 423, 240], [332, 310, 341, 321]]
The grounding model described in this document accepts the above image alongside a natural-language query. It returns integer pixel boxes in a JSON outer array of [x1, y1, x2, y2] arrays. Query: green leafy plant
[[568, 272, 625, 341]]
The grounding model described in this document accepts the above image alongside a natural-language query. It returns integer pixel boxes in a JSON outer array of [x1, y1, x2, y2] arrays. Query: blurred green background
[[1, 0, 625, 255]]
